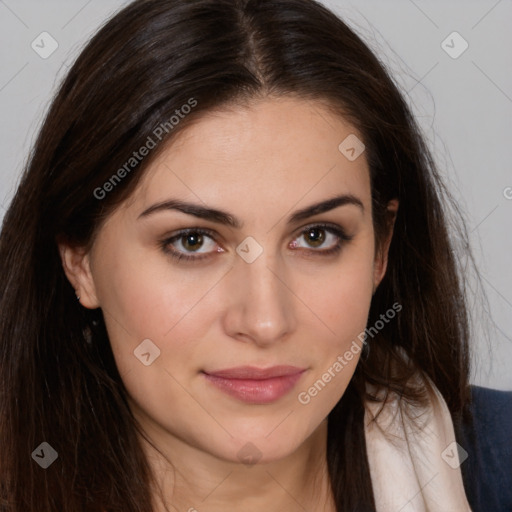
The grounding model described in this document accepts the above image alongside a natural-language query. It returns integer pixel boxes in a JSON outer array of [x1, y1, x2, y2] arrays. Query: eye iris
[[305, 228, 325, 247], [182, 232, 203, 251]]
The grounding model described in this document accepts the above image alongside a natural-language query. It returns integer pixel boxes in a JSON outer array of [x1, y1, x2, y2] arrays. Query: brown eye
[[304, 227, 326, 248], [291, 223, 352, 255], [161, 228, 220, 262], [180, 232, 204, 252]]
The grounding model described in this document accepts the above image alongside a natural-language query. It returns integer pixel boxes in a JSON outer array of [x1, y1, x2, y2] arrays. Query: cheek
[[290, 240, 375, 414], [305, 244, 375, 343], [93, 239, 226, 378], [92, 249, 221, 435]]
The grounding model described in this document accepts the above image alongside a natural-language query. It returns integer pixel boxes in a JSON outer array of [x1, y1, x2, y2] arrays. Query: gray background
[[1, 0, 510, 390]]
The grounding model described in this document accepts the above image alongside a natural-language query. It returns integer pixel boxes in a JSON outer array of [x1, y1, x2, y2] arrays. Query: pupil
[[183, 233, 203, 251], [307, 228, 324, 247]]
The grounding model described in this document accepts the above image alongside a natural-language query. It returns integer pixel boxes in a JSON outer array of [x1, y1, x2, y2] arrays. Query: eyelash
[[159, 223, 353, 263]]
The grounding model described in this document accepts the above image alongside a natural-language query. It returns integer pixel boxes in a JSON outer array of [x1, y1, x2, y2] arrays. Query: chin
[[215, 430, 306, 467]]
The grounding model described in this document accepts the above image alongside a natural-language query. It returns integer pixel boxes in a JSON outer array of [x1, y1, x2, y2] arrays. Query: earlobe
[[373, 199, 399, 291], [58, 241, 100, 309]]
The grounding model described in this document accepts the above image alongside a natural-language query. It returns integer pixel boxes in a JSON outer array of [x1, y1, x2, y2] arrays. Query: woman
[[0, 0, 476, 510]]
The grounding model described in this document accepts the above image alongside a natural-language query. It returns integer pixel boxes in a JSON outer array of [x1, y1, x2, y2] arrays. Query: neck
[[141, 419, 336, 512]]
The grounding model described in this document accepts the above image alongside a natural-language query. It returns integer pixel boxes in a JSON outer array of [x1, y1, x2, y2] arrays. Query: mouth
[[202, 365, 306, 404]]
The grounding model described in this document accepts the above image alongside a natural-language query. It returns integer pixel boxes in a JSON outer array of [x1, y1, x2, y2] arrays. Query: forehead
[[128, 97, 371, 220]]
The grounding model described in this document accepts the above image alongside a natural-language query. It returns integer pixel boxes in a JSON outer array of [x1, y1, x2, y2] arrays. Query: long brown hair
[[0, 0, 471, 510]]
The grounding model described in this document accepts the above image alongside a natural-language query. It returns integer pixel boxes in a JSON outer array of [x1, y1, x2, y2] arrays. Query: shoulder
[[458, 385, 512, 512]]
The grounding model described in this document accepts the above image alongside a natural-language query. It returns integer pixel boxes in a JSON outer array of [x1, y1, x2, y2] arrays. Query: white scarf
[[364, 381, 472, 511]]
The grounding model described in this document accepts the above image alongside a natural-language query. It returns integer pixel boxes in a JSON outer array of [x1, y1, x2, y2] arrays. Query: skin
[[60, 96, 397, 512]]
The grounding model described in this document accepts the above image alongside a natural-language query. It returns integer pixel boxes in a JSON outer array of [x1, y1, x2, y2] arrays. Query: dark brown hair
[[0, 0, 471, 510]]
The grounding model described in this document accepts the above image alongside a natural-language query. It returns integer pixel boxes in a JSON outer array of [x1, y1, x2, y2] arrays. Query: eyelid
[[159, 227, 222, 263], [292, 221, 349, 238], [289, 222, 352, 253]]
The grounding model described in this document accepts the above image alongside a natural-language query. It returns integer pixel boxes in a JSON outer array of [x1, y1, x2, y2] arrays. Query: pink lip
[[203, 365, 306, 404]]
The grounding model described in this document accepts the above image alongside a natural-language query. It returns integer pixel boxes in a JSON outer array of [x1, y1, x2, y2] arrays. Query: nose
[[221, 251, 297, 347]]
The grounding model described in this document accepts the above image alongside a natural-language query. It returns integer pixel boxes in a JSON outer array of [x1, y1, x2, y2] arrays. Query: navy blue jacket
[[458, 386, 512, 512]]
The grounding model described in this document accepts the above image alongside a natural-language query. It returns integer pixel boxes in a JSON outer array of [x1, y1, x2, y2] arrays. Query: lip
[[202, 365, 306, 404]]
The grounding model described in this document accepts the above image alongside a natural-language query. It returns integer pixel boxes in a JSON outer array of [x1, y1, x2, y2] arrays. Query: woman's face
[[64, 97, 393, 465]]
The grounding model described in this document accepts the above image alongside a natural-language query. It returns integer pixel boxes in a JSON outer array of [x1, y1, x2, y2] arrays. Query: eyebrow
[[137, 193, 364, 228]]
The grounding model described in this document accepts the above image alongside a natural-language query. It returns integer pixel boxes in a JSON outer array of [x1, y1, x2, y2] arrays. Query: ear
[[373, 199, 399, 292], [58, 239, 100, 309]]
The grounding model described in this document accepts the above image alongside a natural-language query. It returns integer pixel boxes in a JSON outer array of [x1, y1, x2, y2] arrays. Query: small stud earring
[[75, 290, 81, 301]]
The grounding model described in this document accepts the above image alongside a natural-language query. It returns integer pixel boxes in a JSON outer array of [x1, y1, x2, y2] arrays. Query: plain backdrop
[[0, 0, 510, 390]]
